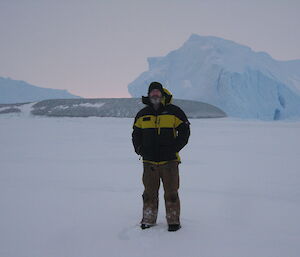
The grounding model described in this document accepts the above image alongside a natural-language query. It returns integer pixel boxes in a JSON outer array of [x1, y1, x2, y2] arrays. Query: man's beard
[[150, 96, 161, 105]]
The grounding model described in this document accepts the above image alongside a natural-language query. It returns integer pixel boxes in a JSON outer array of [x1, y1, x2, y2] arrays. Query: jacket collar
[[141, 96, 163, 113]]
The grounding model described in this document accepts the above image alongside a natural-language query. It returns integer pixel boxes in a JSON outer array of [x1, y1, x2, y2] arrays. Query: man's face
[[149, 89, 162, 105]]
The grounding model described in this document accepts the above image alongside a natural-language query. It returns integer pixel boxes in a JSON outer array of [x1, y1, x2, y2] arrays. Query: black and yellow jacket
[[132, 88, 190, 165]]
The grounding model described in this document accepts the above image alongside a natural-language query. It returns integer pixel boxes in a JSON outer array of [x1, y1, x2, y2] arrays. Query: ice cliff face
[[128, 34, 300, 120]]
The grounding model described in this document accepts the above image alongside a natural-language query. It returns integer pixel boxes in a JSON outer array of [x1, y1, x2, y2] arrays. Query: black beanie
[[148, 82, 164, 95]]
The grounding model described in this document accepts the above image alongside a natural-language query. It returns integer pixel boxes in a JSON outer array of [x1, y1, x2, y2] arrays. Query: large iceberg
[[0, 77, 80, 104], [128, 34, 300, 120]]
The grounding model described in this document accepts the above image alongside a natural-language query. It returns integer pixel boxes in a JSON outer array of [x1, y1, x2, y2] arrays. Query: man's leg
[[160, 160, 181, 225], [141, 162, 160, 225]]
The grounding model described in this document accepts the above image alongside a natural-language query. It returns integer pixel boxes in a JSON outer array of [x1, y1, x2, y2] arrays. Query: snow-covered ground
[[0, 113, 300, 257]]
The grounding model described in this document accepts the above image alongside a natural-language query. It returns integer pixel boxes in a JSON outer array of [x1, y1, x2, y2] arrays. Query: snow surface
[[52, 102, 106, 110], [128, 34, 300, 120], [0, 106, 12, 112], [1, 115, 300, 257]]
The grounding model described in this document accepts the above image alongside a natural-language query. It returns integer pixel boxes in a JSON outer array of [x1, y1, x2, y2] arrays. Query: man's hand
[[136, 145, 143, 155]]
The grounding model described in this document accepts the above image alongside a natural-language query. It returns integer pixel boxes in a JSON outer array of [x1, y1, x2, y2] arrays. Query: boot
[[168, 224, 181, 232], [140, 223, 154, 230]]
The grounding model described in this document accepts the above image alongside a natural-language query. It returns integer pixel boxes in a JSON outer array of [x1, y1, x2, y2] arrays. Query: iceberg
[[128, 34, 300, 120]]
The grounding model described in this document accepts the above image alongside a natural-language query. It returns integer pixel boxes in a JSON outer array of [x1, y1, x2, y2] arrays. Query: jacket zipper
[[155, 113, 160, 162], [156, 116, 161, 135]]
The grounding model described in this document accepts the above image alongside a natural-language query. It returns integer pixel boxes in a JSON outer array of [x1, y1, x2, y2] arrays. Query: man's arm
[[174, 107, 191, 152], [132, 114, 143, 155]]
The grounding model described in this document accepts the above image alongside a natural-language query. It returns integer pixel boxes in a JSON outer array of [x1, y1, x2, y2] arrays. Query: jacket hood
[[142, 88, 173, 106]]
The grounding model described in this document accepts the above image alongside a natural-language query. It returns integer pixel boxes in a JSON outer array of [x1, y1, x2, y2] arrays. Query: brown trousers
[[141, 160, 180, 225]]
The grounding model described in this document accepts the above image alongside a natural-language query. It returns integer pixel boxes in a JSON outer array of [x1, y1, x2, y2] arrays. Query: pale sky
[[0, 0, 299, 98]]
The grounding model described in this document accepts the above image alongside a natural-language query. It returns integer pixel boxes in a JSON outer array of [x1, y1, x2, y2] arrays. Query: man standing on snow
[[132, 82, 190, 232]]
